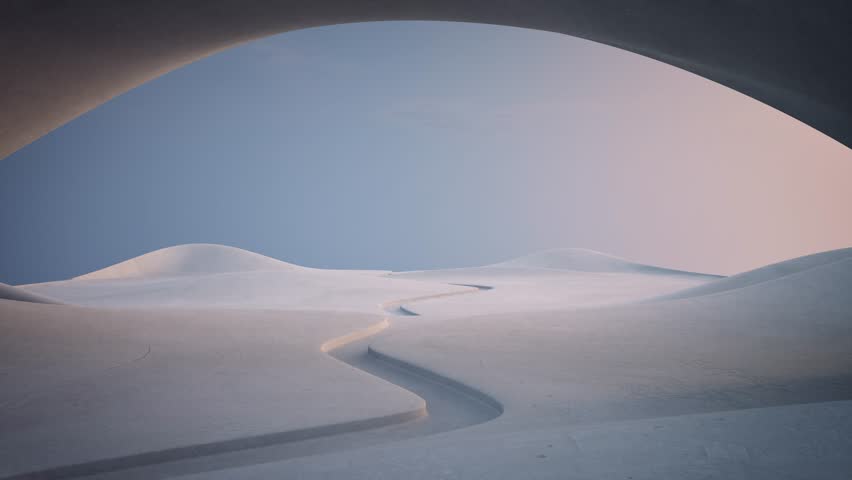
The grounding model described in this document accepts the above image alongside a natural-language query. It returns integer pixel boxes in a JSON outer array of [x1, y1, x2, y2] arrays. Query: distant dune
[[492, 248, 721, 277], [389, 248, 721, 315], [75, 243, 302, 280], [653, 247, 852, 301], [0, 282, 61, 304], [23, 244, 469, 312]]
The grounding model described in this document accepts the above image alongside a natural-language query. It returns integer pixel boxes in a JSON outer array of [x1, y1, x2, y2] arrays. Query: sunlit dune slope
[[493, 247, 721, 277], [652, 247, 852, 302], [75, 243, 302, 281]]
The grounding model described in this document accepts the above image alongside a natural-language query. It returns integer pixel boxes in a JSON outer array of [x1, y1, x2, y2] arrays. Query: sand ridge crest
[[74, 243, 303, 281]]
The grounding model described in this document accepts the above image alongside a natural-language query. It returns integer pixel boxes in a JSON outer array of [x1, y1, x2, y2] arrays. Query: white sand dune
[[651, 246, 852, 301], [23, 245, 468, 313], [0, 282, 61, 304], [0, 245, 478, 478], [493, 247, 720, 277], [389, 248, 721, 316], [178, 399, 852, 480], [164, 250, 852, 480], [2, 245, 850, 479], [74, 243, 303, 281], [376, 255, 852, 425], [24, 270, 468, 312], [0, 302, 426, 478], [280, 255, 849, 480]]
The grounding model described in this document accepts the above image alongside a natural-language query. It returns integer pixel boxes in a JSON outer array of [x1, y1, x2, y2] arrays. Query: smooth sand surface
[[650, 246, 852, 301], [74, 244, 304, 281], [0, 282, 61, 304], [22, 270, 469, 313], [0, 302, 428, 478], [2, 244, 850, 479], [163, 251, 852, 480], [389, 248, 720, 316], [177, 400, 852, 480], [491, 248, 720, 276], [376, 256, 852, 427], [22, 245, 470, 313]]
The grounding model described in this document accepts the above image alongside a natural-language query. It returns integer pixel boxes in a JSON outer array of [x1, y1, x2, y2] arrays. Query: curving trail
[[18, 284, 501, 480]]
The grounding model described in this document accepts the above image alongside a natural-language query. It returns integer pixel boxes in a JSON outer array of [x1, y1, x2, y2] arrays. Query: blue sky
[[1, 21, 850, 284]]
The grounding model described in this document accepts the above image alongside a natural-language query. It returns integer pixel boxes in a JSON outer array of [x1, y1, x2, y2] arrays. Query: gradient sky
[[1, 21, 851, 284]]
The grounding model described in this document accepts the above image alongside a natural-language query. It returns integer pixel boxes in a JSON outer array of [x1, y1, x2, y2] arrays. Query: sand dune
[[390, 248, 720, 316], [179, 399, 852, 480], [0, 282, 61, 304], [144, 248, 852, 480], [375, 254, 852, 425], [0, 302, 427, 479], [74, 243, 302, 281], [25, 269, 470, 313], [309, 254, 851, 480], [652, 246, 852, 301], [493, 247, 721, 277], [23, 244, 468, 312], [2, 246, 850, 479]]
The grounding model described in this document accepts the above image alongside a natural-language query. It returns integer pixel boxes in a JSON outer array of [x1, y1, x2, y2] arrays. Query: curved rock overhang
[[1, 1, 850, 161]]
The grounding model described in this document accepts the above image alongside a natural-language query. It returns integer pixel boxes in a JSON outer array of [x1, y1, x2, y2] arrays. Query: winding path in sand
[[13, 284, 502, 480]]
